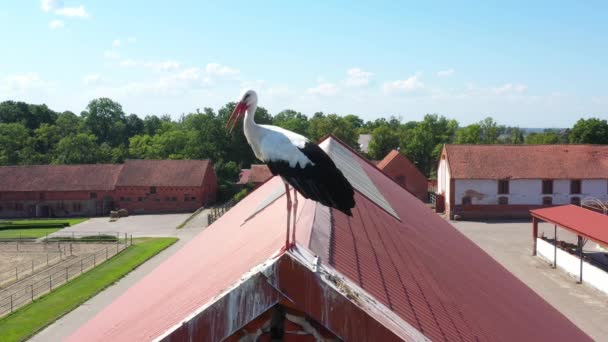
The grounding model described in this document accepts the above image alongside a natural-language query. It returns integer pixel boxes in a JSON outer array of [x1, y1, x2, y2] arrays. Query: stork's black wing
[[265, 142, 355, 216]]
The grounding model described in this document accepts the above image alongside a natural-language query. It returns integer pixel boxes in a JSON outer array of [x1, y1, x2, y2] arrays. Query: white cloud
[[119, 59, 181, 71], [437, 68, 455, 77], [383, 74, 424, 93], [3, 73, 51, 92], [83, 74, 103, 85], [55, 5, 88, 18], [345, 68, 373, 87], [205, 63, 239, 76], [41, 0, 61, 12], [308, 82, 339, 96], [49, 20, 64, 29], [104, 50, 120, 60], [493, 83, 528, 95], [112, 39, 121, 48]]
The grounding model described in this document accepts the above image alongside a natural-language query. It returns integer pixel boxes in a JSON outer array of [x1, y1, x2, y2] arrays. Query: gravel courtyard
[[452, 219, 608, 341]]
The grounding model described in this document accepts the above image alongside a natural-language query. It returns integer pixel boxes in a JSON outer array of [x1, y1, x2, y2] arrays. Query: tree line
[[0, 99, 606, 183]]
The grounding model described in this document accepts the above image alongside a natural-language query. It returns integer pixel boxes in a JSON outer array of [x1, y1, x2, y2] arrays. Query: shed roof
[[116, 159, 210, 187], [70, 137, 590, 342], [0, 164, 122, 191], [531, 205, 608, 246], [237, 164, 272, 184], [444, 144, 608, 179]]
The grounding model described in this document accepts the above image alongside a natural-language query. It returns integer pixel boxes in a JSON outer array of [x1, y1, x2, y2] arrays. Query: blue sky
[[1, 1, 606, 127]]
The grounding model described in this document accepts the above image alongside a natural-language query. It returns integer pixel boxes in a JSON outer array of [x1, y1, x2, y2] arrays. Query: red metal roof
[[531, 205, 608, 246], [0, 164, 122, 191], [115, 159, 211, 187], [69, 137, 590, 342], [444, 144, 608, 179]]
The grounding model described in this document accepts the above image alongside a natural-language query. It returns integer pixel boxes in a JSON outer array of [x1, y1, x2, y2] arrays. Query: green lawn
[[3, 218, 88, 226], [0, 218, 88, 239], [0, 237, 178, 342], [0, 228, 64, 239]]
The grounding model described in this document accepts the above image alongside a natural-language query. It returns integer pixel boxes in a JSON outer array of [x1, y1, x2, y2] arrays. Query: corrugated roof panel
[[319, 138, 400, 220]]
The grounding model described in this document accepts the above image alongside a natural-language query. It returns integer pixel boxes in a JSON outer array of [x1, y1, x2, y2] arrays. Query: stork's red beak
[[225, 101, 248, 133]]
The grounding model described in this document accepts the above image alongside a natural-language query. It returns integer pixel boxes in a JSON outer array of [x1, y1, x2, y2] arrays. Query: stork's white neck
[[243, 104, 263, 159]]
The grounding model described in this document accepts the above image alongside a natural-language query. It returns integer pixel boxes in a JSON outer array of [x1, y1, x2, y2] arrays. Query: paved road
[[30, 211, 210, 341], [452, 220, 608, 341], [51, 213, 193, 237]]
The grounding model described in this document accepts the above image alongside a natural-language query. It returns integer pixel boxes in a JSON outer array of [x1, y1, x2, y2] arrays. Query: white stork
[[226, 90, 355, 248]]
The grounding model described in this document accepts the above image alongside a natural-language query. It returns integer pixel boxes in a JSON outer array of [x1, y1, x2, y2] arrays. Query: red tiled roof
[[238, 164, 273, 185], [376, 149, 401, 169], [70, 137, 590, 342], [116, 159, 210, 187], [250, 164, 272, 183], [0, 164, 122, 191], [444, 144, 608, 179], [531, 205, 608, 246]]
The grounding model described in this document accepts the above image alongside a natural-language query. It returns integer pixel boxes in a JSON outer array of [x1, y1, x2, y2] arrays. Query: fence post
[[46, 253, 49, 266], [10, 294, 13, 313], [31, 284, 34, 301]]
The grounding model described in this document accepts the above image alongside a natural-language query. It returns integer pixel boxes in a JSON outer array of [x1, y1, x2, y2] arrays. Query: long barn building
[[438, 144, 608, 219], [0, 159, 217, 218]]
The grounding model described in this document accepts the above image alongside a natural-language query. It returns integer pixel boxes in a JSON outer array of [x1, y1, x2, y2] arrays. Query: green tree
[[126, 114, 144, 137], [273, 110, 309, 136], [479, 117, 499, 144], [53, 133, 100, 164], [55, 111, 83, 136], [569, 118, 608, 144], [400, 114, 458, 176], [81, 98, 128, 146], [525, 131, 560, 144], [308, 113, 359, 148], [0, 123, 33, 165], [368, 125, 399, 159], [456, 124, 482, 144]]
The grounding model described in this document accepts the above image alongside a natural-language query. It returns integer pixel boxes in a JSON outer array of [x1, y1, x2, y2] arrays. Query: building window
[[542, 197, 552, 206], [570, 180, 581, 194], [571, 197, 581, 206], [126, 197, 131, 202], [15, 203, 24, 211], [171, 197, 177, 202], [191, 196, 196, 201], [72, 203, 82, 212], [120, 197, 125, 202], [90, 192, 97, 199], [184, 195, 190, 202], [542, 180, 553, 194], [39, 193, 45, 200], [498, 196, 508, 205], [165, 197, 171, 202], [138, 197, 143, 202], [462, 196, 472, 205], [150, 186, 157, 194], [498, 180, 509, 194]]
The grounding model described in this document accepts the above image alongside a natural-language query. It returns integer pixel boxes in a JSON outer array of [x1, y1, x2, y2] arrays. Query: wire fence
[[0, 233, 132, 317], [208, 200, 235, 225]]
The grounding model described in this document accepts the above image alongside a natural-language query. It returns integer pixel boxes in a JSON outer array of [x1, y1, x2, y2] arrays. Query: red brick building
[[376, 149, 428, 201], [0, 159, 216, 218]]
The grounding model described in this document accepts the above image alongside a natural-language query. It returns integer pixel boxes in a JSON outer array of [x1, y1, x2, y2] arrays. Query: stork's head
[[226, 90, 258, 132]]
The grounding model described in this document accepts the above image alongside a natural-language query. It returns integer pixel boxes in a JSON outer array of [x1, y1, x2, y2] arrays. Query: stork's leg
[[284, 183, 292, 248], [291, 188, 298, 246]]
